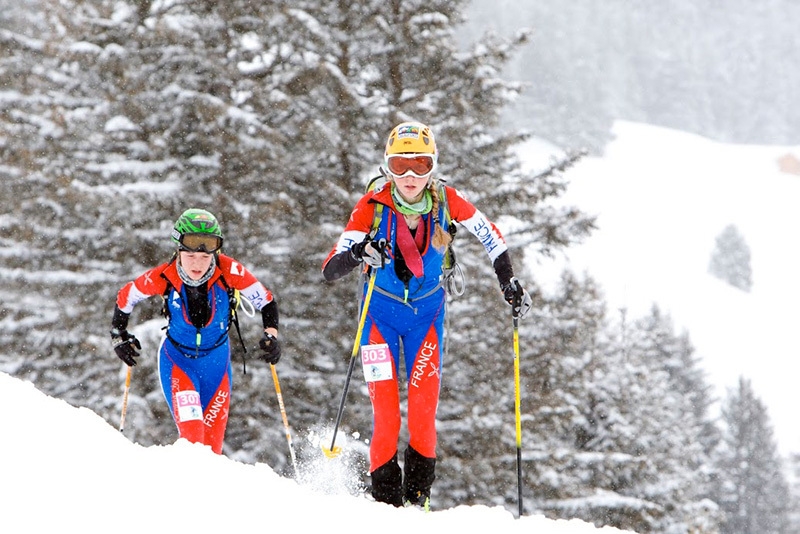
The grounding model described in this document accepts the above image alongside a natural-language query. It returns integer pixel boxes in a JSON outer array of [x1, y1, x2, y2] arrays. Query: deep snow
[[0, 371, 627, 533]]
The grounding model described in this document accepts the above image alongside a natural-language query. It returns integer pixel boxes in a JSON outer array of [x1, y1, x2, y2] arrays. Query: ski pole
[[512, 302, 523, 518], [270, 363, 299, 478], [322, 268, 377, 458], [119, 366, 132, 432]]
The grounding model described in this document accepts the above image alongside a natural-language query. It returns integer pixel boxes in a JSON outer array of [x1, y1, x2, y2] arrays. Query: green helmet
[[171, 209, 223, 252]]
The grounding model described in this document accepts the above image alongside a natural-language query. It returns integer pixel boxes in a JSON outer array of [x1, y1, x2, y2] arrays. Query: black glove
[[258, 333, 282, 365], [111, 329, 141, 367], [350, 238, 390, 268], [501, 277, 533, 319]]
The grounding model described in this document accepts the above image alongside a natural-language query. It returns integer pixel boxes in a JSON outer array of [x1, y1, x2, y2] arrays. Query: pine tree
[[713, 377, 791, 534], [616, 306, 720, 533], [559, 304, 720, 533], [495, 281, 721, 533], [789, 453, 800, 532], [708, 224, 753, 292]]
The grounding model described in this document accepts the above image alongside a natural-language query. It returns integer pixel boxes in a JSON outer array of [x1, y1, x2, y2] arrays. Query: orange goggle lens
[[386, 155, 435, 178], [180, 234, 222, 253]]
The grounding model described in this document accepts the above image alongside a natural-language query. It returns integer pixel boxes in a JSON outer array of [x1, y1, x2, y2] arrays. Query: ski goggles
[[385, 153, 437, 179], [179, 233, 223, 254]]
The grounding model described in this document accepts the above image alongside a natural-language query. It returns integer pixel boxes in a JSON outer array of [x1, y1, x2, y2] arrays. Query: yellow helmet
[[384, 121, 437, 157], [384, 121, 438, 179]]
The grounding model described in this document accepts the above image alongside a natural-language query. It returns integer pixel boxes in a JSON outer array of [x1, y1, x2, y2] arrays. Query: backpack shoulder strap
[[370, 204, 384, 239], [214, 268, 241, 322], [366, 175, 386, 239], [365, 174, 385, 193], [437, 183, 460, 277], [214, 262, 248, 357], [159, 253, 179, 318], [438, 182, 452, 229]]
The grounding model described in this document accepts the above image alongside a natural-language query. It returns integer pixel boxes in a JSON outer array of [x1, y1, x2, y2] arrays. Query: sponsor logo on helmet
[[396, 125, 420, 139], [192, 213, 215, 229]]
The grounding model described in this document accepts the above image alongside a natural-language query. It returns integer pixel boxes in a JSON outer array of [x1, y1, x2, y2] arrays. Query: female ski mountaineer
[[110, 208, 281, 454], [322, 121, 532, 508]]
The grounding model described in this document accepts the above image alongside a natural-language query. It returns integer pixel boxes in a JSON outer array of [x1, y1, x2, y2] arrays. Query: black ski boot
[[370, 453, 403, 507], [402, 445, 436, 510]]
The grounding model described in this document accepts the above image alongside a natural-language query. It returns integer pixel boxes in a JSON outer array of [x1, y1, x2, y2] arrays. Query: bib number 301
[[361, 343, 393, 382]]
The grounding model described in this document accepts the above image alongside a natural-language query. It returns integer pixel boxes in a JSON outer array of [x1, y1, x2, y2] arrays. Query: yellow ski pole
[[513, 311, 523, 517], [270, 363, 299, 477], [322, 268, 377, 458], [119, 366, 132, 432]]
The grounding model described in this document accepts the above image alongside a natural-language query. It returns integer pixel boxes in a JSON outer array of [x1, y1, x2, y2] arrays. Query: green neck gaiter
[[391, 184, 432, 215]]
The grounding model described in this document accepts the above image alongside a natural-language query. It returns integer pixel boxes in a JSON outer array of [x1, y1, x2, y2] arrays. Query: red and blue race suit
[[115, 254, 276, 454], [322, 183, 513, 473]]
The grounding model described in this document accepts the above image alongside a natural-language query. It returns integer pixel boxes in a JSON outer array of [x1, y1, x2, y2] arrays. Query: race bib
[[175, 390, 203, 422], [361, 343, 393, 382]]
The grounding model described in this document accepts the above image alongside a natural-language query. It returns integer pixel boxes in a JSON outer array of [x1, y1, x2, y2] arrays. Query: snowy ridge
[[0, 371, 629, 533]]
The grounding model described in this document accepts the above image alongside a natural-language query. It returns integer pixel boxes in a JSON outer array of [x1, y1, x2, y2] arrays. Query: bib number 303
[[361, 343, 393, 382]]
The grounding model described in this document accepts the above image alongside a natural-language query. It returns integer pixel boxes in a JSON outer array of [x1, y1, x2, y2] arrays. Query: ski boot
[[402, 446, 435, 512], [370, 453, 403, 507]]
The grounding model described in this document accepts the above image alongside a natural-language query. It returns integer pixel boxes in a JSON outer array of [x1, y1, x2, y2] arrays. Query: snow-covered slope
[[533, 120, 800, 456], [0, 371, 629, 533]]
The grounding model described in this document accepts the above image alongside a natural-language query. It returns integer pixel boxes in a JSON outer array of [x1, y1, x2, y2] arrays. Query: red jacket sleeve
[[217, 254, 275, 311], [115, 263, 170, 314]]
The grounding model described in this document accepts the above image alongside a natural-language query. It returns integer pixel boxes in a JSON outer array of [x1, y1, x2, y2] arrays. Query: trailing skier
[[110, 208, 282, 454]]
